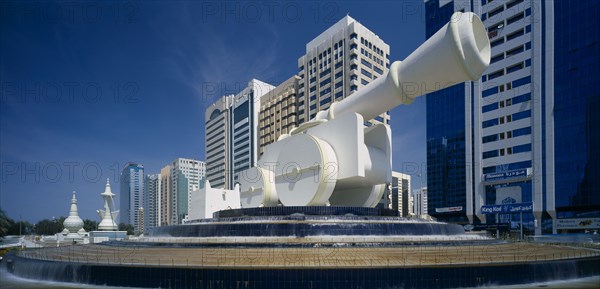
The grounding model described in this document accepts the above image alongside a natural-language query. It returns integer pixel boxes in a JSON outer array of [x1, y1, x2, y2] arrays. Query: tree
[[8, 221, 33, 235], [0, 209, 13, 237], [34, 218, 64, 235], [83, 219, 98, 232], [118, 223, 134, 235]]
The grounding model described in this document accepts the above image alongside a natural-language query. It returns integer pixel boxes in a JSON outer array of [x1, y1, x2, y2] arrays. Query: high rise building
[[377, 172, 411, 216], [170, 158, 206, 224], [205, 79, 275, 189], [425, 0, 600, 234], [552, 0, 599, 233], [144, 174, 160, 233], [424, 0, 476, 225], [119, 163, 145, 232], [297, 15, 390, 125], [136, 207, 144, 235], [412, 187, 428, 217], [395, 172, 411, 217], [258, 75, 300, 156], [205, 95, 233, 190], [158, 165, 172, 226]]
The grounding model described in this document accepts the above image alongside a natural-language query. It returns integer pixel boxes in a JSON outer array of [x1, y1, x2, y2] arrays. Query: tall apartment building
[[158, 165, 172, 226], [170, 158, 205, 224], [205, 79, 275, 189], [395, 172, 411, 217], [425, 0, 599, 234], [297, 15, 390, 125], [377, 172, 411, 217], [412, 187, 428, 217], [119, 163, 144, 232], [136, 207, 144, 235], [258, 75, 300, 156], [144, 174, 160, 233]]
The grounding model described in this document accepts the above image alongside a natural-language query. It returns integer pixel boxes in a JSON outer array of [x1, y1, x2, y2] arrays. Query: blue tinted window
[[482, 118, 499, 128], [361, 58, 372, 68], [512, 110, 531, 121], [512, 93, 531, 104], [482, 102, 499, 113], [513, 143, 532, 154], [374, 66, 383, 75], [361, 68, 372, 79], [512, 76, 531, 88], [482, 134, 498, 143], [483, 150, 499, 159], [482, 86, 498, 98], [512, 127, 531, 137]]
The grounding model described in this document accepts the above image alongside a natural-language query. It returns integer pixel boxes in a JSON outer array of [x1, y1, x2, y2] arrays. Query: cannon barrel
[[321, 12, 490, 122]]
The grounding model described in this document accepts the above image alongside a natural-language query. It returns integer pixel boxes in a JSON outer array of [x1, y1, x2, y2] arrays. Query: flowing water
[[1, 267, 598, 289]]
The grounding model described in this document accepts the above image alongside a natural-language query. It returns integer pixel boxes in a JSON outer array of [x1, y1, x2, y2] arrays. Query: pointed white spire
[[102, 178, 114, 196], [64, 190, 85, 237], [69, 191, 78, 216]]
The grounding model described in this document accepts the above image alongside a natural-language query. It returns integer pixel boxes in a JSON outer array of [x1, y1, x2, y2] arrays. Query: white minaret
[[63, 191, 85, 238], [97, 178, 118, 231]]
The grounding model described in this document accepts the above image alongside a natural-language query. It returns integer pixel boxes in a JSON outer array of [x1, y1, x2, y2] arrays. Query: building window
[[482, 102, 499, 113], [350, 85, 358, 91], [488, 69, 504, 80], [507, 62, 524, 74], [491, 38, 504, 48], [483, 150, 499, 159], [507, 12, 525, 26], [361, 68, 372, 79], [361, 58, 372, 68], [506, 29, 524, 41], [350, 33, 357, 39], [491, 53, 504, 64], [487, 6, 504, 18], [506, 0, 524, 9], [513, 143, 532, 154]]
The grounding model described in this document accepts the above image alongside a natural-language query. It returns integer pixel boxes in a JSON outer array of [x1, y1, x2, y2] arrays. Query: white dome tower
[[63, 191, 85, 238]]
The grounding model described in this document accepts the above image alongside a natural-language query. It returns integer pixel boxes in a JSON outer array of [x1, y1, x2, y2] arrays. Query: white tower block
[[239, 12, 490, 208]]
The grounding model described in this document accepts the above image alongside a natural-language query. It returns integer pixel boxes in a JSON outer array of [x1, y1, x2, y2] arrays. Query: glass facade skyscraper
[[553, 0, 600, 226], [120, 162, 145, 232], [425, 0, 474, 224]]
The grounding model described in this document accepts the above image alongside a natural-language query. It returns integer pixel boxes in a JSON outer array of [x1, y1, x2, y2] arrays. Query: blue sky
[[1, 1, 430, 223]]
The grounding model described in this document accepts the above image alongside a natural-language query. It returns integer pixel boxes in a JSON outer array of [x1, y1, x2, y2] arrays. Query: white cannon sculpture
[[239, 12, 491, 208]]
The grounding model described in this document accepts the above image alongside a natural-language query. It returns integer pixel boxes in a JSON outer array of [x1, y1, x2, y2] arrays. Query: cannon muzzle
[[322, 12, 490, 121]]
